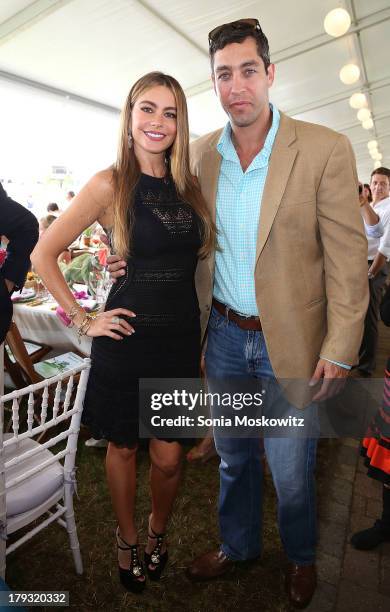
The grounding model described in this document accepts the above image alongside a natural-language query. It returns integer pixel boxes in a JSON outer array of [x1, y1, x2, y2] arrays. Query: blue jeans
[[205, 306, 317, 565]]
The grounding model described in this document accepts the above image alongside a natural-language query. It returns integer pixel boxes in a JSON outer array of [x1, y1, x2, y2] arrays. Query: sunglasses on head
[[208, 18, 261, 46]]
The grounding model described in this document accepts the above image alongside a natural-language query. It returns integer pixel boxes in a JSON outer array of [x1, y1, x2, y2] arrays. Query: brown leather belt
[[212, 298, 262, 331]]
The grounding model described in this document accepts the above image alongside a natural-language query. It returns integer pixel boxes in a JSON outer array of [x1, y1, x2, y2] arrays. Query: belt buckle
[[234, 310, 257, 321]]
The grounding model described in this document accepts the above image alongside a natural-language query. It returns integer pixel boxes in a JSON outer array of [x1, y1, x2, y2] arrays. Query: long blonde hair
[[112, 71, 216, 259]]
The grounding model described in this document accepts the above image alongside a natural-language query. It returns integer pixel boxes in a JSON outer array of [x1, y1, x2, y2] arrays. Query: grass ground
[[6, 322, 388, 611], [5, 433, 334, 612]]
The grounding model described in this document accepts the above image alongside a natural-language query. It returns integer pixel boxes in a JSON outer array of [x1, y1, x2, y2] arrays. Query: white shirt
[[366, 196, 390, 261], [364, 220, 383, 239]]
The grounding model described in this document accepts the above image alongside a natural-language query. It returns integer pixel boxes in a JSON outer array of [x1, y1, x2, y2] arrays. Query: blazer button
[[205, 304, 210, 311]]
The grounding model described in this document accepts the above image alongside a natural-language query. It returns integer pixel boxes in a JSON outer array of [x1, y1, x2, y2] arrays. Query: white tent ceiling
[[0, 0, 389, 182]]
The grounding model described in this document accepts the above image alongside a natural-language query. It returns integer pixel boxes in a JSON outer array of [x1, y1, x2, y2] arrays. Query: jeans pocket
[[207, 306, 225, 331]]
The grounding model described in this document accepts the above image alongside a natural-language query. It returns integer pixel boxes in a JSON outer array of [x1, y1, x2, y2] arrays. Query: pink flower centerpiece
[[56, 290, 93, 327]]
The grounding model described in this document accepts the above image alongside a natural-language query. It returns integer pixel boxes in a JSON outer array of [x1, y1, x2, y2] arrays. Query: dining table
[[12, 299, 92, 356]]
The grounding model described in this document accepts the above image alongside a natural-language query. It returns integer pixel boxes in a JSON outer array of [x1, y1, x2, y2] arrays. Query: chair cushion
[[4, 436, 63, 517]]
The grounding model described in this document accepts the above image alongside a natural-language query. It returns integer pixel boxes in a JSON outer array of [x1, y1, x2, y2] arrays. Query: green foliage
[[82, 225, 95, 238]]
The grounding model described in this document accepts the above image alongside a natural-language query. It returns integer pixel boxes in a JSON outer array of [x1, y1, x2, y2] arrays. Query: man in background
[[359, 166, 390, 375], [47, 202, 61, 217], [65, 190, 75, 204]]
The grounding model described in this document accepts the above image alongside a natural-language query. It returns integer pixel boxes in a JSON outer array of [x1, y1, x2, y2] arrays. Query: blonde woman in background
[[38, 214, 57, 236], [38, 215, 71, 264], [32, 72, 216, 592]]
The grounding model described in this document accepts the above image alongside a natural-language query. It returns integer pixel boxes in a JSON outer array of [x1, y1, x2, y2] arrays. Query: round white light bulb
[[339, 63, 360, 85], [372, 152, 383, 161], [373, 160, 382, 170], [357, 108, 371, 122], [362, 118, 374, 130], [349, 92, 367, 109], [370, 149, 379, 159], [324, 8, 351, 37], [367, 140, 378, 150]]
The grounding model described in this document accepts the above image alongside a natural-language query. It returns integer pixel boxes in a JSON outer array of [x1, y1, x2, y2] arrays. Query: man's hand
[[368, 252, 386, 280], [5, 279, 15, 293], [106, 254, 127, 282], [309, 359, 349, 402], [359, 187, 379, 226]]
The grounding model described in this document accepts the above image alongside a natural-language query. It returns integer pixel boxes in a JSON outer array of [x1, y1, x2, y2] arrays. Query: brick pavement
[[305, 438, 390, 612], [302, 320, 390, 611]]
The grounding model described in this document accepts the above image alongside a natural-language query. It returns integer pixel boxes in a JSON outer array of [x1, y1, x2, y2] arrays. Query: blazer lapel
[[255, 114, 298, 263]]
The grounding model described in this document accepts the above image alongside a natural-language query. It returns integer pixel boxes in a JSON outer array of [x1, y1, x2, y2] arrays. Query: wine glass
[[95, 270, 112, 305]]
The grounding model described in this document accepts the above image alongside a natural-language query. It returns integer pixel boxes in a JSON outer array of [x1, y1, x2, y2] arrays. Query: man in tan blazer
[[188, 19, 367, 609], [108, 18, 368, 609]]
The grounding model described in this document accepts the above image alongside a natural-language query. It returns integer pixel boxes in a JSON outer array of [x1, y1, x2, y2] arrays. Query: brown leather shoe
[[186, 549, 235, 582], [285, 563, 317, 609]]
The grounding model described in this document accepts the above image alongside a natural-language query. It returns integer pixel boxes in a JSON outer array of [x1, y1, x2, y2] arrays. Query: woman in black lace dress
[[32, 72, 216, 592]]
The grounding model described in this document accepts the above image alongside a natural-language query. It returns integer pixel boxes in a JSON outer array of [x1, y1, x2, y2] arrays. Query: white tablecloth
[[12, 302, 91, 356]]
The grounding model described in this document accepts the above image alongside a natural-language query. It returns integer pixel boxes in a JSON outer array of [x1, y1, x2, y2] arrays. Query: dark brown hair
[[209, 22, 270, 72], [47, 202, 59, 212], [370, 166, 390, 179]]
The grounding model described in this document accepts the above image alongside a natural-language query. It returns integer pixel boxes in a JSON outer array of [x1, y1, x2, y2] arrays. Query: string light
[[357, 108, 371, 122], [362, 118, 374, 130], [367, 140, 378, 150], [324, 8, 351, 37], [349, 93, 367, 109], [339, 63, 360, 84]]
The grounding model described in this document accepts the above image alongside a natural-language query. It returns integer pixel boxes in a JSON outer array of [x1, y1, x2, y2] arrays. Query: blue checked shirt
[[213, 104, 350, 369], [214, 104, 280, 315]]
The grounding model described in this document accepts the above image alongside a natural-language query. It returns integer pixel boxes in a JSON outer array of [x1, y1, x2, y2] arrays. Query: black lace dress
[[82, 173, 201, 446]]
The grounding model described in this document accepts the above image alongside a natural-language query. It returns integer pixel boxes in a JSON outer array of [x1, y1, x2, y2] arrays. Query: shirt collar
[[217, 104, 280, 170], [373, 196, 390, 209]]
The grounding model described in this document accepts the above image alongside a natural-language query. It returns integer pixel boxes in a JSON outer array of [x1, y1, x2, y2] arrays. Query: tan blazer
[[191, 112, 369, 383]]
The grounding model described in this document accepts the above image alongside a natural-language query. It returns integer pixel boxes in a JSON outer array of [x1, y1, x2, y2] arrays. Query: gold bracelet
[[77, 314, 91, 334], [74, 310, 88, 333], [76, 313, 95, 342], [66, 304, 82, 327]]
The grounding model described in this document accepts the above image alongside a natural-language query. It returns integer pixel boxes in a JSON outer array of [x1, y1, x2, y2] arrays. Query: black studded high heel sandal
[[116, 527, 146, 593], [144, 522, 168, 581]]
